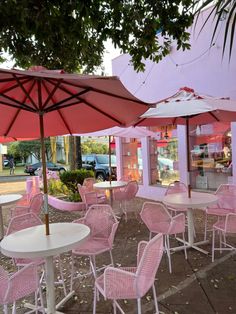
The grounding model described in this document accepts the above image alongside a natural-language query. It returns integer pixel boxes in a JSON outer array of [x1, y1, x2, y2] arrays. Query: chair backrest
[[215, 184, 236, 212], [124, 180, 139, 200], [83, 177, 96, 191], [84, 204, 118, 238], [6, 213, 43, 236], [29, 193, 43, 216], [140, 202, 171, 230], [0, 263, 38, 305], [78, 185, 88, 203], [118, 175, 132, 182], [165, 181, 187, 195], [84, 191, 99, 206], [135, 233, 163, 297], [225, 213, 236, 233]]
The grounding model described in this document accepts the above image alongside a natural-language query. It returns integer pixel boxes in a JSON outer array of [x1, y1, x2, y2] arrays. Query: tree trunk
[[76, 136, 82, 169]]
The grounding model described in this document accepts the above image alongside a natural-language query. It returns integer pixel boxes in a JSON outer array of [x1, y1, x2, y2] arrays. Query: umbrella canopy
[[139, 87, 236, 197], [0, 66, 153, 234], [73, 126, 157, 182], [138, 87, 236, 126], [73, 126, 157, 138]]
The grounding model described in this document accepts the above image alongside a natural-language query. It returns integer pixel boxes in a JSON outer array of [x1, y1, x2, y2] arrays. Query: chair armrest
[[72, 218, 85, 224], [108, 222, 119, 247], [137, 241, 148, 264]]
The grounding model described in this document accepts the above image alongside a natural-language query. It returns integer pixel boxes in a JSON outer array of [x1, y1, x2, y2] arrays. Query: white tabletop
[[0, 194, 22, 206], [163, 191, 218, 209], [0, 222, 90, 259], [94, 181, 127, 190]]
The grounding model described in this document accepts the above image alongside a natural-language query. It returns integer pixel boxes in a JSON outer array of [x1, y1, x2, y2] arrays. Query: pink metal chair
[[83, 177, 96, 191], [5, 213, 67, 296], [10, 192, 43, 218], [70, 204, 119, 289], [212, 213, 236, 262], [205, 184, 236, 240], [0, 262, 45, 314], [78, 185, 107, 210], [140, 202, 187, 273], [93, 233, 163, 314], [113, 180, 139, 221], [165, 181, 188, 214]]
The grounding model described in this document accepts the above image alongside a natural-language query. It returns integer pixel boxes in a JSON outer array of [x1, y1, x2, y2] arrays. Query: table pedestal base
[[172, 237, 209, 255], [24, 291, 75, 314]]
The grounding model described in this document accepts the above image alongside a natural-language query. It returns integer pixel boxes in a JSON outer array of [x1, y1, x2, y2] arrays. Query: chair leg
[[212, 228, 215, 262], [113, 301, 117, 314], [137, 298, 142, 314], [12, 302, 16, 314], [182, 232, 187, 260], [93, 286, 97, 314], [90, 256, 97, 278], [152, 284, 159, 314], [70, 254, 75, 291], [38, 284, 45, 313], [149, 231, 152, 240], [109, 250, 114, 266], [219, 231, 222, 254], [166, 235, 172, 274], [204, 212, 208, 241], [3, 304, 8, 314], [58, 256, 67, 296]]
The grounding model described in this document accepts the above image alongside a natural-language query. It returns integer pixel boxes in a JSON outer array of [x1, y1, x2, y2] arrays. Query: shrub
[[59, 169, 94, 194], [48, 178, 69, 196]]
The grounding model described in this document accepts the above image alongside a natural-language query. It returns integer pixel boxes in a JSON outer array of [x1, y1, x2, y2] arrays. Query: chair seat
[[167, 205, 187, 212], [206, 207, 232, 216], [149, 221, 171, 234], [96, 267, 139, 299], [73, 237, 111, 255]]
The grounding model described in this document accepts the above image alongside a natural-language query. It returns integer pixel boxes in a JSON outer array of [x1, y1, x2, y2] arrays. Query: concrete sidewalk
[[0, 185, 236, 314]]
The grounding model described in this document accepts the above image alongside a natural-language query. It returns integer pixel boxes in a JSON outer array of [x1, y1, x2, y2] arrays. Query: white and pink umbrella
[[139, 87, 236, 197], [73, 126, 157, 182]]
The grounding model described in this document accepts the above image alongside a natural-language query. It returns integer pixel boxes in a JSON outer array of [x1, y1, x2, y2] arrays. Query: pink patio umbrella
[[138, 87, 236, 197], [73, 126, 157, 182], [0, 66, 153, 234]]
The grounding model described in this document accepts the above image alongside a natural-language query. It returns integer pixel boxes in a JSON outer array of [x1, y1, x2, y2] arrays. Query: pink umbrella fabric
[[72, 126, 157, 138], [0, 66, 153, 234], [139, 87, 236, 197]]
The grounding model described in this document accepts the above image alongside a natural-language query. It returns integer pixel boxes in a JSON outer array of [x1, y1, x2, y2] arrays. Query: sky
[[0, 39, 121, 76]]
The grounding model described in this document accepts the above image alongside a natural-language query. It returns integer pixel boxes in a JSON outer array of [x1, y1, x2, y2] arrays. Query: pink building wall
[[112, 7, 236, 201]]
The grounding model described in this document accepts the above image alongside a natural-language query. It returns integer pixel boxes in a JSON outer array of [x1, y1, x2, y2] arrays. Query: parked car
[[3, 159, 9, 167], [81, 154, 117, 181], [24, 162, 66, 176]]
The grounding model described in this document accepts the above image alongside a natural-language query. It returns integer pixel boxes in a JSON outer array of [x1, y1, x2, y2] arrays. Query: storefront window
[[190, 122, 232, 191], [149, 126, 179, 186], [122, 138, 143, 183]]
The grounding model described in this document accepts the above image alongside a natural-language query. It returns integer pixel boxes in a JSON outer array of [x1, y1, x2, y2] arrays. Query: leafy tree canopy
[[0, 0, 195, 72], [81, 139, 108, 154]]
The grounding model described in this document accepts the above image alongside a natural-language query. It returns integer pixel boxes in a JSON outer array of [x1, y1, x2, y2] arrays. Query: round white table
[[93, 181, 127, 206], [0, 194, 22, 239], [0, 222, 90, 314], [163, 191, 218, 254]]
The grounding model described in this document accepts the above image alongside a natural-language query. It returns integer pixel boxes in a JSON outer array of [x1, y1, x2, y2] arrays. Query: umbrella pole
[[186, 118, 191, 198], [109, 135, 112, 184], [39, 114, 50, 235]]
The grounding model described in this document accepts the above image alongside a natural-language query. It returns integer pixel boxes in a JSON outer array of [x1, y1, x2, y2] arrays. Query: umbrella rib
[[0, 78, 32, 94], [56, 109, 73, 135], [13, 74, 38, 110], [4, 108, 21, 137], [41, 79, 63, 109], [45, 100, 82, 112], [46, 81, 124, 124], [0, 75, 30, 83], [209, 111, 220, 122], [61, 80, 150, 106], [0, 98, 35, 112]]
